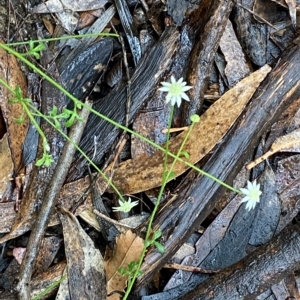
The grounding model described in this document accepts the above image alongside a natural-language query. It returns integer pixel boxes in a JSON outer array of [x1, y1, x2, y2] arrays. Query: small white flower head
[[158, 76, 192, 107], [112, 197, 139, 213], [240, 180, 262, 211]]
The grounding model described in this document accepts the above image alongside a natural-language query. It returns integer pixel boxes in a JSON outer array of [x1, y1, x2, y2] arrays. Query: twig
[[93, 208, 135, 231], [16, 101, 91, 300], [235, 2, 277, 30], [164, 263, 219, 274]]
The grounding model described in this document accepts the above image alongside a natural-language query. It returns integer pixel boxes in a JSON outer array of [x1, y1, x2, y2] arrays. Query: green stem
[[6, 33, 119, 46], [123, 109, 196, 299], [163, 105, 174, 182]]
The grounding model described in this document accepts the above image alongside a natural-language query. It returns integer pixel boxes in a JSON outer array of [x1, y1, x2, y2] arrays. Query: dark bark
[[182, 224, 300, 300], [67, 27, 179, 181], [181, 0, 234, 125]]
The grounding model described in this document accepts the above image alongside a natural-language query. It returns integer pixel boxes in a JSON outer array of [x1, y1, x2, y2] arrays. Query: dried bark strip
[[181, 0, 234, 125], [16, 102, 91, 300], [181, 224, 300, 300], [137, 37, 300, 288]]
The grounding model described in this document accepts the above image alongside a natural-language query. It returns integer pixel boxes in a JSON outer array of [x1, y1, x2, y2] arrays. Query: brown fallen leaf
[[247, 128, 300, 170], [58, 207, 106, 300], [0, 133, 13, 197], [0, 46, 28, 171], [105, 230, 144, 300], [107, 64, 271, 194]]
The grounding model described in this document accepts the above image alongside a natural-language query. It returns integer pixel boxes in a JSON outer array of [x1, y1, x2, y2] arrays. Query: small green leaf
[[29, 40, 34, 51], [153, 230, 162, 240], [13, 116, 25, 124], [53, 119, 61, 130], [118, 267, 127, 276], [33, 52, 40, 59], [163, 171, 176, 182], [65, 114, 76, 128], [43, 154, 54, 167], [49, 106, 58, 116], [180, 151, 190, 158], [34, 43, 46, 52], [154, 241, 165, 253], [144, 240, 151, 248], [35, 156, 45, 167], [128, 261, 138, 272], [60, 108, 72, 119], [76, 101, 82, 109]]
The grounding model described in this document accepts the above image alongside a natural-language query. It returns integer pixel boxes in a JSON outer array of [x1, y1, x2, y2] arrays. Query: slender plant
[[0, 36, 262, 299]]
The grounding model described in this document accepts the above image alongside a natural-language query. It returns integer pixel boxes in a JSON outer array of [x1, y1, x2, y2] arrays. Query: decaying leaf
[[247, 128, 300, 169], [105, 230, 144, 299], [107, 64, 271, 194], [31, 0, 108, 13], [0, 133, 13, 197], [58, 207, 106, 300], [0, 47, 28, 171]]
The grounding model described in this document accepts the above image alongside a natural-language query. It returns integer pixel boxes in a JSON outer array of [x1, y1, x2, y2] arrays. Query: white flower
[[240, 180, 262, 211], [158, 76, 192, 107], [112, 197, 139, 213]]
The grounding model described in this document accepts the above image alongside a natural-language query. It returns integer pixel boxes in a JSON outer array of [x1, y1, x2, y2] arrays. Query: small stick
[[164, 263, 220, 274], [16, 101, 91, 300], [162, 126, 189, 133], [246, 150, 273, 170], [235, 2, 277, 30], [93, 208, 135, 231]]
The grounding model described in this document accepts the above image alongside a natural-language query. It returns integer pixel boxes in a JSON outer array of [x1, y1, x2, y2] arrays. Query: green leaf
[[49, 106, 58, 116], [76, 101, 82, 109], [154, 241, 165, 254], [43, 154, 54, 167], [29, 40, 34, 51], [35, 156, 45, 167], [65, 113, 76, 128], [13, 116, 25, 124], [14, 86, 22, 99], [53, 118, 61, 130], [60, 108, 72, 119], [118, 267, 127, 276], [163, 171, 176, 182], [34, 43, 46, 52], [180, 151, 190, 158], [33, 52, 40, 59], [128, 261, 138, 272], [144, 240, 151, 248], [153, 230, 162, 240]]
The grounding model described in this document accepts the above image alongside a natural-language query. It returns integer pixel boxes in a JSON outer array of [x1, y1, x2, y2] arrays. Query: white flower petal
[[171, 75, 176, 83], [178, 77, 183, 83], [165, 93, 172, 103], [160, 82, 171, 87], [182, 85, 193, 92], [159, 86, 171, 92], [240, 187, 249, 195], [176, 96, 182, 107], [180, 92, 190, 101]]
